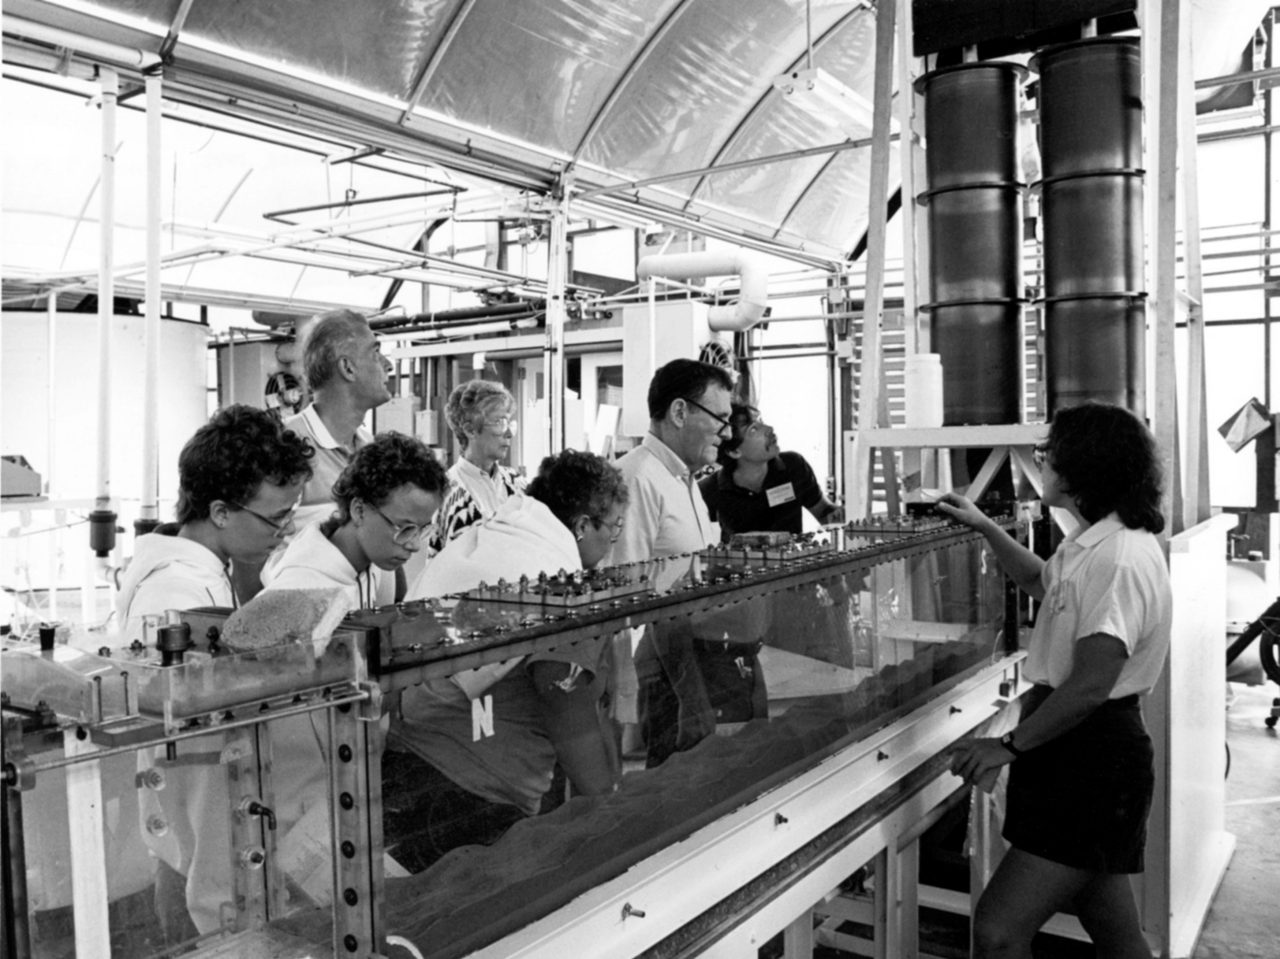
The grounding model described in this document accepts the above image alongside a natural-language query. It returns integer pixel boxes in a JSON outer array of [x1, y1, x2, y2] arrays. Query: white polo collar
[[642, 432, 693, 483]]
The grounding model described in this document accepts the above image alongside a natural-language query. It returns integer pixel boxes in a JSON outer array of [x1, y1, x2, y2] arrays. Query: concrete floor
[[1189, 682, 1280, 959]]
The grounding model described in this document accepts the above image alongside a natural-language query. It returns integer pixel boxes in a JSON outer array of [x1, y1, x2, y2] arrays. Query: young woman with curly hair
[[115, 404, 314, 942], [938, 402, 1172, 959], [263, 431, 447, 609], [119, 402, 315, 640]]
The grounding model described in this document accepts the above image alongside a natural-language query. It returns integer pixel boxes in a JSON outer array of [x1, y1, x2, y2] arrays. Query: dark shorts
[[1003, 685, 1154, 874]]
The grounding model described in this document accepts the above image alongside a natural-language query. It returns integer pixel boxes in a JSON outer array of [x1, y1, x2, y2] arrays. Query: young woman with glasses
[[246, 431, 447, 917], [262, 431, 447, 609]]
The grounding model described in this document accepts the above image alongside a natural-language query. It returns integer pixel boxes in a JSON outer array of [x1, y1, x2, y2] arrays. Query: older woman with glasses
[[262, 431, 447, 608], [384, 449, 628, 875], [426, 378, 527, 556]]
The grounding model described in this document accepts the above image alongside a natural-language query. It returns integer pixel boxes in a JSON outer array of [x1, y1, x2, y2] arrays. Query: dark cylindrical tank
[[1043, 295, 1145, 417], [925, 185, 1023, 302], [1035, 37, 1142, 178], [916, 61, 1025, 425], [928, 301, 1023, 425], [920, 61, 1023, 188], [1041, 171, 1144, 297], [1033, 36, 1145, 416]]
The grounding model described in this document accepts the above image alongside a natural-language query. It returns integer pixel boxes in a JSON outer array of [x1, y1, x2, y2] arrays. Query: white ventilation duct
[[636, 251, 768, 332]]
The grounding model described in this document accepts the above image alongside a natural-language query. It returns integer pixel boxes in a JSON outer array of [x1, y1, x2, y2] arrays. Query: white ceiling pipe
[[635, 251, 768, 332], [3, 15, 161, 70]]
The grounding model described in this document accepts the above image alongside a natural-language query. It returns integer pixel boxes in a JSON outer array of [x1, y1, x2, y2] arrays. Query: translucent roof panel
[[419, 0, 684, 156], [1, 79, 516, 313], [87, 0, 453, 100], [3, 0, 885, 264], [6, 0, 1260, 280]]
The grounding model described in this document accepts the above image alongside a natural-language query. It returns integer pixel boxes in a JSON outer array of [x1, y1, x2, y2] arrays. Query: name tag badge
[[766, 482, 797, 507]]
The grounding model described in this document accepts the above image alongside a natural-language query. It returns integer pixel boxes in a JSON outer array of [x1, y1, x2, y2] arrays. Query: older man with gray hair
[[284, 308, 393, 527], [238, 309, 397, 602]]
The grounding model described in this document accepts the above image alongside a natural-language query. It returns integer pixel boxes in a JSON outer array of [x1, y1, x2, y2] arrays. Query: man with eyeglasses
[[116, 403, 313, 941], [611, 358, 736, 767]]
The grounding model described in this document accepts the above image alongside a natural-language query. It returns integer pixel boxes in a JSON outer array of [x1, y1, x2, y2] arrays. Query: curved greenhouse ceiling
[[1, 0, 1272, 316]]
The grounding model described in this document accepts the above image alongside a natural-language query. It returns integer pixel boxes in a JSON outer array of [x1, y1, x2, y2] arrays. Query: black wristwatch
[[999, 731, 1023, 757]]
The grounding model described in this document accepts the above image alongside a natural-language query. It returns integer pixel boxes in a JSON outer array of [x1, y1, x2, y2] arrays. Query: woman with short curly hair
[[939, 402, 1171, 959], [263, 431, 447, 609], [427, 378, 526, 554], [387, 450, 628, 874]]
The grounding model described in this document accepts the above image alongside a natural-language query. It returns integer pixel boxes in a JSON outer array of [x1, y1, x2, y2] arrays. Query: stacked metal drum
[[916, 61, 1027, 426], [1034, 36, 1145, 417], [915, 36, 1145, 425]]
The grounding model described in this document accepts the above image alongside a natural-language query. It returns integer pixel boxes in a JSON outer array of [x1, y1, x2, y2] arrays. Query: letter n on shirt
[[471, 695, 495, 741]]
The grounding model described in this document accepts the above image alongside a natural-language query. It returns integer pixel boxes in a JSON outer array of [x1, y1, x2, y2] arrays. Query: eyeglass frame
[[591, 514, 626, 541], [229, 501, 296, 537], [1032, 442, 1050, 469], [366, 501, 431, 547], [681, 395, 733, 435], [480, 415, 518, 436]]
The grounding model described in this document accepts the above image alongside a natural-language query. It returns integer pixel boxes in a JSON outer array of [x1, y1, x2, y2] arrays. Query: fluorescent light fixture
[[773, 67, 897, 135]]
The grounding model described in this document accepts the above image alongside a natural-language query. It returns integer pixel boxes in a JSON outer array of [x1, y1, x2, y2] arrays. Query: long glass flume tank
[[362, 516, 1017, 958], [1, 517, 1019, 959]]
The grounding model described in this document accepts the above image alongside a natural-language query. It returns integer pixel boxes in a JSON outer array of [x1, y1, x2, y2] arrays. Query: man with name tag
[[699, 403, 849, 666], [699, 403, 843, 540]]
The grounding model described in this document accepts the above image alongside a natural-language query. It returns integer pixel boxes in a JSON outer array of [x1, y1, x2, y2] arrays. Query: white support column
[[95, 68, 118, 514], [852, 0, 899, 518], [1177, 8, 1209, 529], [46, 290, 58, 499], [140, 70, 163, 526], [544, 182, 569, 454], [1148, 0, 1185, 535], [65, 735, 111, 959], [897, 839, 921, 959], [895, 0, 922, 345], [895, 0, 929, 491], [782, 909, 814, 958]]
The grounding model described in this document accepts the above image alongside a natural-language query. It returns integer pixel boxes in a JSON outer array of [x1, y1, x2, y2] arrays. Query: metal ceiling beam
[[574, 136, 880, 200], [157, 0, 196, 64], [580, 194, 840, 269]]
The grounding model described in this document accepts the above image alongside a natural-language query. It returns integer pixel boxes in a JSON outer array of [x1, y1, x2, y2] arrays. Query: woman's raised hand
[[934, 492, 989, 531]]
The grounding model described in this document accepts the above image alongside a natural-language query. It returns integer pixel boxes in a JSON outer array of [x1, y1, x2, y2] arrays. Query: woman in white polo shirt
[[938, 402, 1171, 959]]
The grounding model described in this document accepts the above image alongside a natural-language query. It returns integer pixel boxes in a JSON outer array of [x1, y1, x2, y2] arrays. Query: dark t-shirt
[[698, 451, 823, 542]]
